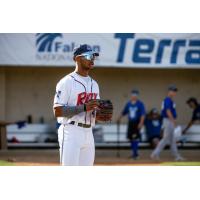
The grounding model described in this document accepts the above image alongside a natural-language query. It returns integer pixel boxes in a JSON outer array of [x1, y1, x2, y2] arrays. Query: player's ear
[[74, 56, 81, 62]]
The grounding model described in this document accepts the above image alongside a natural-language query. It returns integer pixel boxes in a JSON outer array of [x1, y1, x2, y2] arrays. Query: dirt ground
[[0, 148, 199, 166]]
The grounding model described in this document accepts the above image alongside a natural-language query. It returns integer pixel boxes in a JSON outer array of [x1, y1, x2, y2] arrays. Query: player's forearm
[[138, 115, 145, 129], [117, 114, 123, 123], [139, 116, 145, 126], [54, 105, 86, 118], [183, 121, 193, 133], [166, 110, 175, 123]]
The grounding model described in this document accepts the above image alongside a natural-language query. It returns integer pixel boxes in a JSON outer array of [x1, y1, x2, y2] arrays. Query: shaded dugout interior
[[0, 67, 200, 125]]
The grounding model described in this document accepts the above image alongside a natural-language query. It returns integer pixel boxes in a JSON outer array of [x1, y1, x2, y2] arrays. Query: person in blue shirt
[[117, 89, 146, 159], [145, 108, 162, 148], [151, 85, 184, 161], [182, 97, 200, 134]]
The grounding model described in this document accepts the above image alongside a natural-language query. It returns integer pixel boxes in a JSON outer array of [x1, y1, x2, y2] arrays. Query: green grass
[[0, 160, 15, 166], [161, 162, 200, 166]]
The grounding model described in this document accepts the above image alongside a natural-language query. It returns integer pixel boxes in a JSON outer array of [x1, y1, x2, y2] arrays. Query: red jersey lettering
[[77, 92, 98, 105], [77, 92, 87, 105]]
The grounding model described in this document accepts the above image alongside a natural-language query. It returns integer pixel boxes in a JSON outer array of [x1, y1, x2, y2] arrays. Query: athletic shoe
[[133, 155, 139, 160], [175, 156, 185, 161], [150, 153, 160, 161], [128, 154, 139, 160]]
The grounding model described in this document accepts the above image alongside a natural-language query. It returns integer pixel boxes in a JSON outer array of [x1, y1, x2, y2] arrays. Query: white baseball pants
[[151, 118, 180, 158], [58, 124, 95, 166]]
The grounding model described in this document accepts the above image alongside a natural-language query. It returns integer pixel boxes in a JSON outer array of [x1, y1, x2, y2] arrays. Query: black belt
[[69, 121, 91, 128]]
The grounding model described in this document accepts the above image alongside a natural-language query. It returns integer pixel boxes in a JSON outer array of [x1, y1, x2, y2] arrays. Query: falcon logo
[[36, 33, 63, 52], [35, 33, 100, 62]]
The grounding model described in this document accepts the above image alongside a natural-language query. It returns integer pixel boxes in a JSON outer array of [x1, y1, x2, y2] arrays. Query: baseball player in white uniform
[[53, 44, 100, 166]]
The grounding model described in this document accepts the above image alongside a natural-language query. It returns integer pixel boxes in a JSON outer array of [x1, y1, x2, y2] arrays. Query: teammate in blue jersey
[[151, 85, 184, 161], [182, 97, 200, 134], [117, 89, 146, 159], [145, 108, 162, 148]]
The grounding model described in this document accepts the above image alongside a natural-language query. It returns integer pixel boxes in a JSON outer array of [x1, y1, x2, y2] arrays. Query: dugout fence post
[[0, 125, 7, 150], [117, 122, 120, 157]]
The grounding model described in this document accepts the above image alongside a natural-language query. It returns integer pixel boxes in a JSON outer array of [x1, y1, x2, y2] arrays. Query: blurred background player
[[145, 108, 162, 148], [151, 85, 184, 161], [182, 97, 200, 134], [117, 89, 146, 159]]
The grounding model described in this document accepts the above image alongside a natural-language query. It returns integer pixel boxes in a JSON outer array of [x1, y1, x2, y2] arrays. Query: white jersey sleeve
[[53, 76, 72, 107]]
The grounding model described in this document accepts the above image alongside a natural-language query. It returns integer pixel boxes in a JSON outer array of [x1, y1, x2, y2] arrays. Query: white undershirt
[[75, 73, 90, 84]]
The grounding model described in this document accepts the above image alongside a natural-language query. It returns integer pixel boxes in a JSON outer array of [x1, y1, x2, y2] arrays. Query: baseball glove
[[96, 100, 113, 122]]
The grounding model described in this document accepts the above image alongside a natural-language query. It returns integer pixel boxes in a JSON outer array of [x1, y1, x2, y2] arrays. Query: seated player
[[145, 108, 162, 148], [182, 97, 200, 134]]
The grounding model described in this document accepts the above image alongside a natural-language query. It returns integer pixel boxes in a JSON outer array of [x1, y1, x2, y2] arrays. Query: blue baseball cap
[[151, 108, 159, 114], [73, 44, 99, 60], [131, 89, 139, 96], [168, 84, 178, 92]]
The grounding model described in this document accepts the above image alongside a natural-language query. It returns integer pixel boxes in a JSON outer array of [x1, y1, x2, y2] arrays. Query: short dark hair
[[168, 84, 178, 92], [186, 97, 198, 106], [131, 89, 139, 95]]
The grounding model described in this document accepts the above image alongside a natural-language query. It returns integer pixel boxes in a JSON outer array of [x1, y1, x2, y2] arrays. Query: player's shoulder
[[164, 96, 172, 102], [137, 100, 144, 106], [90, 76, 99, 87], [126, 100, 131, 106], [138, 100, 143, 104], [92, 79, 99, 86], [60, 72, 76, 82], [56, 72, 74, 87], [88, 75, 97, 83]]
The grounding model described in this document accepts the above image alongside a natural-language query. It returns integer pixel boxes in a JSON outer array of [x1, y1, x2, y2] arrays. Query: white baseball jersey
[[54, 71, 100, 126]]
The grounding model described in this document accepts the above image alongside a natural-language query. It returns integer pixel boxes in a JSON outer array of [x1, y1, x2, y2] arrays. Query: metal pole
[[117, 122, 120, 157]]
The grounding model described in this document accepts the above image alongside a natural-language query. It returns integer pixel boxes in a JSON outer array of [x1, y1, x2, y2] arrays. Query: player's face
[[152, 113, 159, 119], [131, 95, 138, 101], [79, 56, 95, 70], [188, 102, 195, 109], [168, 90, 177, 98]]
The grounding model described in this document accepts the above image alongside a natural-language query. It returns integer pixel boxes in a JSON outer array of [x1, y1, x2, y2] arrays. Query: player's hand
[[54, 106, 63, 117], [85, 99, 100, 111], [170, 119, 176, 127], [116, 117, 121, 124], [182, 130, 187, 135], [116, 115, 122, 124], [138, 123, 143, 130]]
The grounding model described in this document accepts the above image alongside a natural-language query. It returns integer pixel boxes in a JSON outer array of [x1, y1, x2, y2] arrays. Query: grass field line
[[1, 160, 200, 166]]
